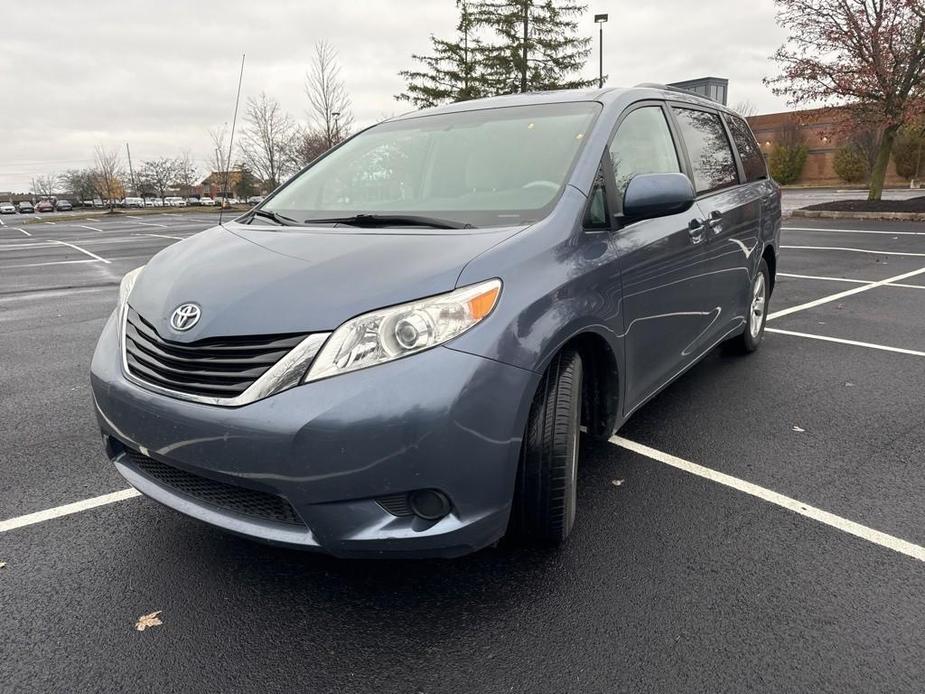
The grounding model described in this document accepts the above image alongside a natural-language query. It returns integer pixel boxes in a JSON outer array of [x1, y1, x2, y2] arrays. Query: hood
[[129, 222, 524, 340]]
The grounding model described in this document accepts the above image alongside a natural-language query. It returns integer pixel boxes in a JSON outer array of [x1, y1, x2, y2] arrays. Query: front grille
[[124, 448, 304, 526], [124, 307, 306, 398]]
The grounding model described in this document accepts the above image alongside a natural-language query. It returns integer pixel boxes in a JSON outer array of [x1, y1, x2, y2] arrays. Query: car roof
[[390, 85, 739, 121]]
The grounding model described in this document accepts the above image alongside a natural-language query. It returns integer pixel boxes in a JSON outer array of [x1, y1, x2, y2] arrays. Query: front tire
[[511, 348, 583, 544]]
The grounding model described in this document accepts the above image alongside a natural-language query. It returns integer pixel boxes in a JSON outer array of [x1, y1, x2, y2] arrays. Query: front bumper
[[90, 311, 538, 558]]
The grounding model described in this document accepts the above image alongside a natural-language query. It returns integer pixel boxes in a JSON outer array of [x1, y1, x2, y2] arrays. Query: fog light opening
[[408, 489, 451, 521]]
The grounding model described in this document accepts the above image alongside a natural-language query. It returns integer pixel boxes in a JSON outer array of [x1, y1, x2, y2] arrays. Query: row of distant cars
[[0, 200, 62, 214], [0, 195, 266, 215]]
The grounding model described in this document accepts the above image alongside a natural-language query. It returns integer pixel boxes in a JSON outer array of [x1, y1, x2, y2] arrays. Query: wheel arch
[[543, 330, 621, 439], [762, 244, 777, 294]]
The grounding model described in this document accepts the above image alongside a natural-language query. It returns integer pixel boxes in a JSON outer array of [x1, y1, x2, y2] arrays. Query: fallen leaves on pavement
[[135, 611, 163, 631]]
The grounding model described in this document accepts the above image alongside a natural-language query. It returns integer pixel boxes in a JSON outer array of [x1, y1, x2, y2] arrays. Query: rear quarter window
[[725, 114, 768, 183]]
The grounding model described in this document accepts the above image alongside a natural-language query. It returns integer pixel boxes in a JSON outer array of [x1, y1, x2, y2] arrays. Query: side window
[[608, 106, 681, 207], [672, 107, 739, 194], [725, 114, 768, 183]]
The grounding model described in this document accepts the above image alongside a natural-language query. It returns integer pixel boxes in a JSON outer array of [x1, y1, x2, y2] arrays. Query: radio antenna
[[219, 52, 246, 227]]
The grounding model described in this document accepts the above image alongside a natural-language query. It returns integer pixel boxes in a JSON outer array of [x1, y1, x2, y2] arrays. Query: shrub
[[893, 125, 925, 180], [833, 145, 869, 183], [769, 144, 808, 184]]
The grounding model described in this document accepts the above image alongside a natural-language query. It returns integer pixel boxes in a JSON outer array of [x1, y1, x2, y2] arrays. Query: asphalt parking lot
[[1, 214, 923, 692]]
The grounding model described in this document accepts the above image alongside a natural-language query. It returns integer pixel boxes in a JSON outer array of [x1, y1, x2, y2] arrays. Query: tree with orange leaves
[[765, 0, 925, 200]]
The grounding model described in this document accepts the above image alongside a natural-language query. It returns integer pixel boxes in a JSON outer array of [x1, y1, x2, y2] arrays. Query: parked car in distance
[[18, 201, 34, 213], [34, 200, 54, 213], [55, 199, 73, 211], [91, 86, 781, 558], [186, 197, 200, 206], [164, 197, 187, 207], [199, 196, 216, 207], [0, 202, 16, 214], [93, 199, 105, 208], [123, 197, 145, 208], [246, 195, 265, 205]]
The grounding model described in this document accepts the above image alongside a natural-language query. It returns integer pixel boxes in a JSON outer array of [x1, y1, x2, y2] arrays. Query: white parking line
[[0, 489, 140, 533], [766, 328, 925, 357], [77, 225, 103, 232], [14, 228, 31, 236], [4, 259, 101, 269], [137, 233, 184, 241], [126, 215, 143, 220], [768, 265, 925, 321], [611, 437, 925, 562], [782, 245, 925, 257], [784, 226, 925, 236], [778, 272, 925, 289], [43, 221, 56, 225], [136, 221, 169, 228], [53, 240, 111, 264], [0, 242, 59, 250]]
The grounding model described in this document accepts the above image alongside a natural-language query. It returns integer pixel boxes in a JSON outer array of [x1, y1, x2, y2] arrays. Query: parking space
[[1, 217, 923, 691]]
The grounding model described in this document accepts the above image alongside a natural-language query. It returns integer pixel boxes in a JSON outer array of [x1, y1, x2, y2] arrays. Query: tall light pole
[[331, 111, 341, 147], [594, 14, 608, 89]]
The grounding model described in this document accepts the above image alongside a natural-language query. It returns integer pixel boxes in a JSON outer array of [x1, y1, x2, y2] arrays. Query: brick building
[[746, 107, 906, 187]]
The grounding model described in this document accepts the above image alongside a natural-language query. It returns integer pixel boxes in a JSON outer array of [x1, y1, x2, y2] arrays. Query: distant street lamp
[[331, 111, 341, 147], [594, 13, 608, 89]]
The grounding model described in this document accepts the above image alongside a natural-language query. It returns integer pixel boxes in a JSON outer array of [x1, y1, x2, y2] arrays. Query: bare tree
[[34, 173, 59, 199], [174, 151, 198, 199], [732, 100, 759, 118], [294, 127, 331, 168], [207, 125, 234, 200], [238, 92, 297, 190], [305, 41, 355, 148], [61, 169, 97, 202], [93, 145, 124, 211], [140, 158, 177, 201]]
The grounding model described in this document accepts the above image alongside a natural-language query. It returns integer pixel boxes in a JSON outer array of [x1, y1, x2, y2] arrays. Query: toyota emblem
[[170, 303, 201, 331]]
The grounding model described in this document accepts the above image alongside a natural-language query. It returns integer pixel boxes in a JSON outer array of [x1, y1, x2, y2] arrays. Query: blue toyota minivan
[[91, 86, 781, 557]]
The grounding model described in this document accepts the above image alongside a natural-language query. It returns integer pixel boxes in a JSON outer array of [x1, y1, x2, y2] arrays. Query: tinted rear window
[[672, 107, 739, 194]]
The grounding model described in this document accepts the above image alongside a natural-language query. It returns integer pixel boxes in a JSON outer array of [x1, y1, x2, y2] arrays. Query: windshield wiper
[[248, 209, 300, 226], [303, 213, 473, 229]]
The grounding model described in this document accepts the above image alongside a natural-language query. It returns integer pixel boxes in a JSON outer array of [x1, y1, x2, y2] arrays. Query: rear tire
[[731, 259, 770, 353], [511, 348, 583, 544]]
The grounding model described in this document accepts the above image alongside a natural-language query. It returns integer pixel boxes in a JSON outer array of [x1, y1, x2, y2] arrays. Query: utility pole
[[594, 14, 609, 89], [521, 1, 529, 92], [125, 143, 137, 198]]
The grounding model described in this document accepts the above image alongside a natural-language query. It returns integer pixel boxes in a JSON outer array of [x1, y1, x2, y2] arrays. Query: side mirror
[[622, 173, 695, 220]]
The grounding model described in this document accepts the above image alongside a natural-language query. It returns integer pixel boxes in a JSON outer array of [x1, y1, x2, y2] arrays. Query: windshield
[[264, 102, 601, 228]]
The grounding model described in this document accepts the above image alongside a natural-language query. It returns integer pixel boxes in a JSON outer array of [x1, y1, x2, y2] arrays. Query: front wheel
[[732, 259, 770, 353], [510, 348, 583, 545]]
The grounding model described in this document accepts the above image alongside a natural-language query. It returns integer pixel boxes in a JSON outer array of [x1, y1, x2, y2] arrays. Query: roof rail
[[634, 82, 705, 99]]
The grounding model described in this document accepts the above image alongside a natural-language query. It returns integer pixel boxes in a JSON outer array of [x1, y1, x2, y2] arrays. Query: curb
[[792, 210, 925, 221]]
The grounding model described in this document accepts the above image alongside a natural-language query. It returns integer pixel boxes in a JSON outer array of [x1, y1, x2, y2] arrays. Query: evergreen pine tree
[[472, 0, 595, 93], [398, 2, 497, 108]]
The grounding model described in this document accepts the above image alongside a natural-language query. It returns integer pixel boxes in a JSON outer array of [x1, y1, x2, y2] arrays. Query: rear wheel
[[511, 348, 583, 544], [732, 259, 770, 353]]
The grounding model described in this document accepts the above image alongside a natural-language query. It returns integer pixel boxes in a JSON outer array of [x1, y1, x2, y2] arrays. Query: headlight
[[303, 279, 501, 382], [118, 266, 145, 309]]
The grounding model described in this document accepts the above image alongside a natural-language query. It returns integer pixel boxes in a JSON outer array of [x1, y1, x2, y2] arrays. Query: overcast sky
[[0, 0, 791, 193]]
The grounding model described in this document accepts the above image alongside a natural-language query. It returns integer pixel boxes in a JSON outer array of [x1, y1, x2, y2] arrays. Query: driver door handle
[[707, 210, 724, 234]]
